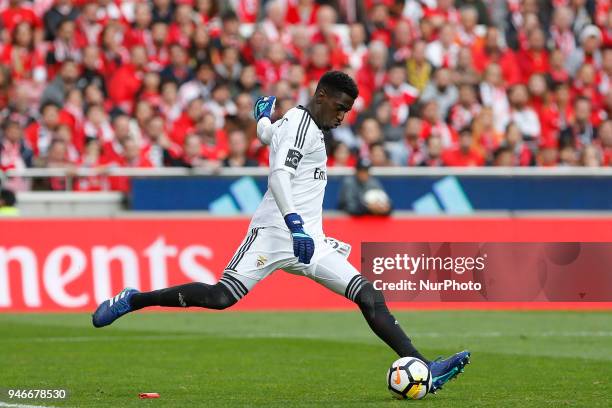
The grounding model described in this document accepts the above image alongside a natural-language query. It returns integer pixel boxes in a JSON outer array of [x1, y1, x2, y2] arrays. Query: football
[[363, 188, 390, 206], [387, 357, 432, 400]]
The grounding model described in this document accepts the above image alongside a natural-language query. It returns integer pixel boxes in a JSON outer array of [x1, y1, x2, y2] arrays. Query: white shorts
[[218, 227, 367, 302]]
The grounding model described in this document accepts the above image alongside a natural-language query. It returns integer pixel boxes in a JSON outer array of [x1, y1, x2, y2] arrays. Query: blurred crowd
[[0, 0, 611, 191]]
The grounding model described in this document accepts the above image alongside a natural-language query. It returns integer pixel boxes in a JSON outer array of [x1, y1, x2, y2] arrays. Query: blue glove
[[253, 96, 276, 121], [284, 213, 314, 264]]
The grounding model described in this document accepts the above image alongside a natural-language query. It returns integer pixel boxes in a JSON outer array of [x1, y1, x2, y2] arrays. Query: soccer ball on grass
[[386, 357, 431, 400]]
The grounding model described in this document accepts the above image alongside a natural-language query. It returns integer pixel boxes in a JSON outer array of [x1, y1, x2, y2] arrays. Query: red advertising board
[[1, 217, 612, 311]]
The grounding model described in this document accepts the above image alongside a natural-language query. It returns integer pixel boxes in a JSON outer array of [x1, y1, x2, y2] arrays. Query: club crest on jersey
[[285, 149, 303, 169], [256, 255, 267, 267], [314, 167, 327, 180]]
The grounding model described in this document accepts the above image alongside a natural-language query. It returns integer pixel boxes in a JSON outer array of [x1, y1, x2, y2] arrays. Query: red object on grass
[[138, 393, 160, 399]]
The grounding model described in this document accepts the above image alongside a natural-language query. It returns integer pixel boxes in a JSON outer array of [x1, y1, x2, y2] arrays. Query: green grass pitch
[[1, 310, 610, 407]]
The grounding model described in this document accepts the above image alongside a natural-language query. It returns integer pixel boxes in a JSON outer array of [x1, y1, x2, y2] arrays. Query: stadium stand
[[0, 0, 611, 193]]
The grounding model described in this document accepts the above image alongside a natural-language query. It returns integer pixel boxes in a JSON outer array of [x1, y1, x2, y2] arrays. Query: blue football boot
[[429, 350, 471, 393], [92, 288, 139, 328]]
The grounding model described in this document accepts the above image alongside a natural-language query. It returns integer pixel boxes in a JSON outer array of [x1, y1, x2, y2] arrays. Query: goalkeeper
[[93, 71, 470, 393]]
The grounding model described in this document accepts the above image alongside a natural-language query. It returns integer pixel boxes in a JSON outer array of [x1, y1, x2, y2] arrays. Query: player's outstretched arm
[[269, 169, 315, 264]]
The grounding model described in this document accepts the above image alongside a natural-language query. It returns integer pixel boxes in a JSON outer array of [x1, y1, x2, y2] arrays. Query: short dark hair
[[0, 188, 17, 206], [316, 71, 359, 100]]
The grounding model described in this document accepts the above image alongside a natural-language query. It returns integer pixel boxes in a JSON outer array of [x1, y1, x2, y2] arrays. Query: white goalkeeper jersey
[[249, 106, 327, 239]]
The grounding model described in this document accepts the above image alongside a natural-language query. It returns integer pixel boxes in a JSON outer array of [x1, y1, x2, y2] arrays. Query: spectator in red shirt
[[357, 40, 388, 105], [124, 2, 153, 48], [285, 0, 318, 26], [74, 137, 109, 192], [548, 6, 576, 59], [261, 0, 292, 47], [471, 107, 503, 160], [108, 45, 148, 112], [456, 5, 481, 47], [356, 117, 384, 160], [108, 136, 153, 192], [537, 140, 560, 167], [449, 83, 481, 131], [25, 102, 62, 158], [171, 133, 215, 169], [518, 28, 550, 83], [423, 0, 460, 28], [442, 126, 485, 166], [118, 137, 152, 168], [344, 23, 368, 71], [598, 119, 612, 165], [0, 21, 46, 82], [197, 111, 228, 160], [383, 64, 419, 128], [599, 48, 612, 97], [366, 3, 394, 46], [328, 141, 356, 167], [502, 122, 535, 166], [287, 23, 311, 66], [98, 23, 129, 78], [170, 97, 203, 145], [168, 1, 195, 49], [210, 10, 243, 61], [157, 79, 181, 122], [472, 27, 521, 85], [401, 117, 426, 166], [83, 104, 114, 144], [100, 113, 131, 165], [0, 0, 42, 34], [573, 63, 603, 114], [420, 99, 458, 148], [0, 119, 33, 171], [389, 19, 415, 64], [149, 21, 171, 70], [74, 2, 103, 46], [255, 42, 291, 87], [547, 48, 570, 83], [41, 138, 77, 190], [306, 43, 333, 84], [241, 26, 267, 65]]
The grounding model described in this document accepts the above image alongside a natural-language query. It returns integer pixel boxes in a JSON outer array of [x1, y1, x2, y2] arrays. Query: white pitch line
[[0, 402, 57, 408]]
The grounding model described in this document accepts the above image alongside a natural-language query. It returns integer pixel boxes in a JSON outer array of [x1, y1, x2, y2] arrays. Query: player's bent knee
[[209, 283, 238, 310], [188, 282, 238, 310], [354, 282, 386, 318]]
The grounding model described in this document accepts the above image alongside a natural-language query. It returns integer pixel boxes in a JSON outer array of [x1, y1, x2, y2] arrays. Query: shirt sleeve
[[270, 109, 312, 175]]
